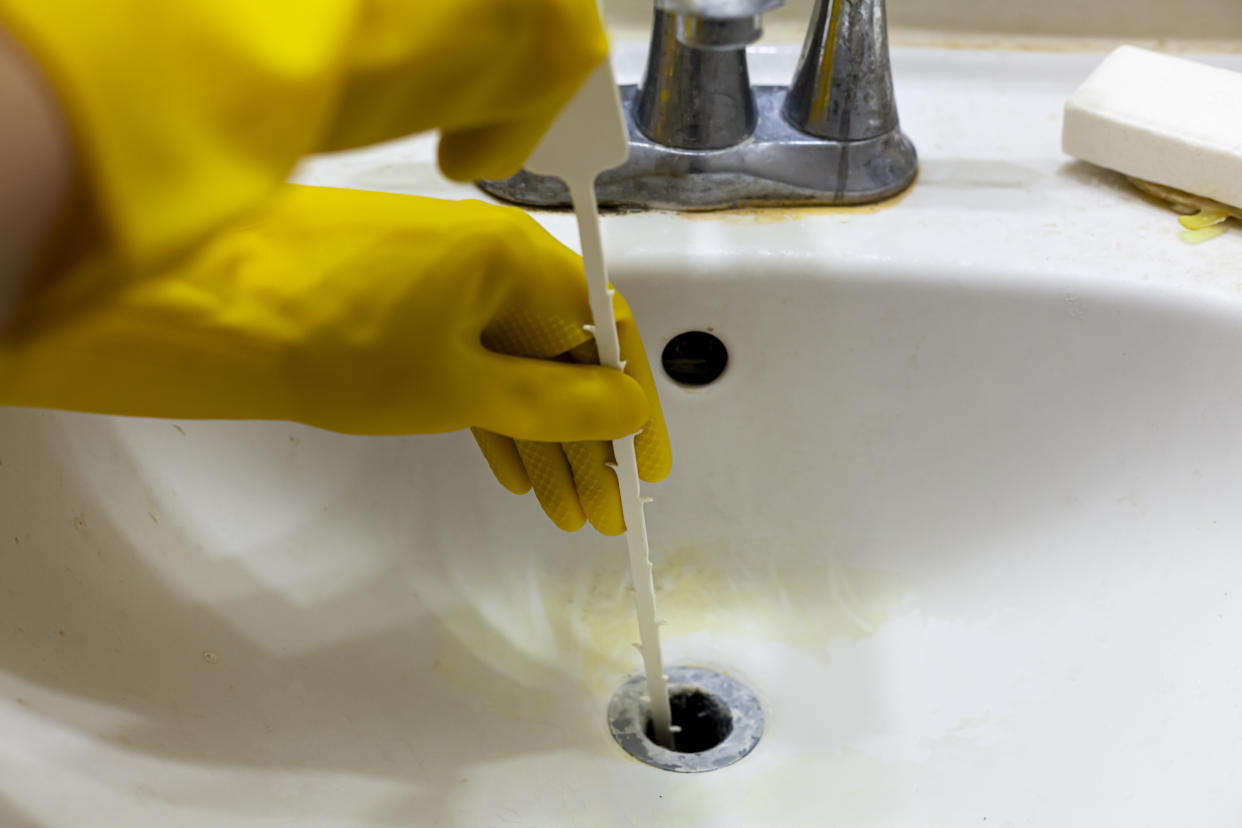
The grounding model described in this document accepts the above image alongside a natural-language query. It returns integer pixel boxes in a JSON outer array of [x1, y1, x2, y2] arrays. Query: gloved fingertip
[[515, 439, 588, 532], [591, 515, 626, 537], [548, 506, 588, 533], [642, 469, 672, 485], [561, 442, 626, 536], [636, 430, 673, 483], [437, 132, 530, 183], [638, 461, 673, 485], [437, 153, 518, 184], [499, 477, 533, 496], [476, 355, 650, 443], [610, 373, 652, 436], [472, 428, 533, 494]]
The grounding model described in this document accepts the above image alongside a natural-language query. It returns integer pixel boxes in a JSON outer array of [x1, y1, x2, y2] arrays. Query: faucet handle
[[654, 0, 785, 49], [633, 10, 758, 149], [654, 0, 784, 13], [783, 0, 901, 140]]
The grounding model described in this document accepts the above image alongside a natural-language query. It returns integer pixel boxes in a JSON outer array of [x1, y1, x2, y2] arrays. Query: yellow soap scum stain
[[1128, 176, 1240, 244], [528, 172, 917, 221], [677, 173, 918, 224], [431, 539, 909, 711]]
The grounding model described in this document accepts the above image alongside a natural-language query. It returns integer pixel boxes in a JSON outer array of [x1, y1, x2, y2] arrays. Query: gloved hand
[[0, 0, 667, 533], [0, 0, 608, 276], [472, 329, 672, 536], [0, 185, 672, 534]]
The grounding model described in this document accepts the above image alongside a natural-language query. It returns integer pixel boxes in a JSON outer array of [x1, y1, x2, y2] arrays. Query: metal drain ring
[[607, 665, 763, 772]]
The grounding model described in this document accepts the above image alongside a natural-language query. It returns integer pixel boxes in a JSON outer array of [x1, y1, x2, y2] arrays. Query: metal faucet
[[479, 0, 917, 210]]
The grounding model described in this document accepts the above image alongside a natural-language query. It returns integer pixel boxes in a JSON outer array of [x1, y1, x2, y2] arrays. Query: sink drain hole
[[645, 688, 733, 753], [608, 666, 762, 772]]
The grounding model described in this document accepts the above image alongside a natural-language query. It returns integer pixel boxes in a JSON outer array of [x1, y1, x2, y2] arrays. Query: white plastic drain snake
[[524, 59, 675, 749]]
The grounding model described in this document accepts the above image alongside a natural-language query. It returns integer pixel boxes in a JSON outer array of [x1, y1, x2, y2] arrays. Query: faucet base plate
[[478, 85, 917, 211]]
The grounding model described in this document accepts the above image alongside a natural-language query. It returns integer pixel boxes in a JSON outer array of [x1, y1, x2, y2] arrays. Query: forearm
[[0, 22, 74, 328]]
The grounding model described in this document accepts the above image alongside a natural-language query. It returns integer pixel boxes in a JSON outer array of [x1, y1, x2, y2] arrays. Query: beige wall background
[[603, 0, 1242, 47]]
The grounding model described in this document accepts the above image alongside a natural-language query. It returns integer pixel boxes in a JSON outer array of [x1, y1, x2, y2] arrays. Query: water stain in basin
[[431, 540, 908, 704], [665, 545, 902, 635]]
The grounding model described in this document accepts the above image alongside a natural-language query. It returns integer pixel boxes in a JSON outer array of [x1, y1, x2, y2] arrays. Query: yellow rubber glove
[[0, 0, 608, 276], [0, 0, 667, 533], [472, 329, 672, 535], [0, 186, 672, 534]]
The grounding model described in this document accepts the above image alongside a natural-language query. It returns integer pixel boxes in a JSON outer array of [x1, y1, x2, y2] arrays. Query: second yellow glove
[[0, 0, 607, 275]]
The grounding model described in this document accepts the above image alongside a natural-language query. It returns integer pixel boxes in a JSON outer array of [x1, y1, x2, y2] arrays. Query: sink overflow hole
[[661, 331, 727, 386], [645, 688, 734, 753]]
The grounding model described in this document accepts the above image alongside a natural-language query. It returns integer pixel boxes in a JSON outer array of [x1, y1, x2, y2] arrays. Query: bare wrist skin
[[0, 22, 75, 329]]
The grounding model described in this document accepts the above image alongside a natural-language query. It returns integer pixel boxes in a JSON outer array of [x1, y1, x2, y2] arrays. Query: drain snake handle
[[567, 178, 674, 749]]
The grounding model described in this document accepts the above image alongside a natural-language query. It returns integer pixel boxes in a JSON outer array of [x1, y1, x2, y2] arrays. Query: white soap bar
[[1063, 46, 1242, 209]]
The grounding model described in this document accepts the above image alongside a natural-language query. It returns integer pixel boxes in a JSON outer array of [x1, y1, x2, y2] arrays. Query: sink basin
[[3, 46, 1242, 826]]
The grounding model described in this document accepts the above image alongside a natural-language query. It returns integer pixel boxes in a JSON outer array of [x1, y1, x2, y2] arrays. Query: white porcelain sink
[[4, 46, 1242, 827]]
